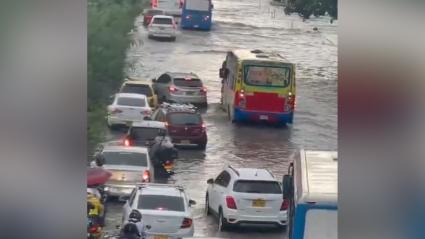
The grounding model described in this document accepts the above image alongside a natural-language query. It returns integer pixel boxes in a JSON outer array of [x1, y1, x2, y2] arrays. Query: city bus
[[282, 150, 338, 239], [151, 0, 183, 16], [181, 0, 213, 30], [219, 49, 296, 124]]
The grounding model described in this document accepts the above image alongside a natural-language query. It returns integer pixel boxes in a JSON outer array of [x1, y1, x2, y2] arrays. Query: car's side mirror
[[282, 175, 294, 199], [189, 199, 196, 206], [207, 178, 214, 184]]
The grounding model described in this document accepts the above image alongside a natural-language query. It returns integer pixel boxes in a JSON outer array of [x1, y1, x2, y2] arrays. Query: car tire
[[170, 36, 176, 41], [278, 224, 287, 231], [218, 208, 229, 231], [205, 193, 211, 215]]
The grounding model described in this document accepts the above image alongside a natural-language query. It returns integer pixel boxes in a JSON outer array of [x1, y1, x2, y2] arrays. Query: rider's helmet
[[128, 209, 142, 222]]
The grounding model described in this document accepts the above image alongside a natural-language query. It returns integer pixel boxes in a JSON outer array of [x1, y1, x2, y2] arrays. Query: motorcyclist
[[87, 189, 104, 225], [119, 210, 145, 239]]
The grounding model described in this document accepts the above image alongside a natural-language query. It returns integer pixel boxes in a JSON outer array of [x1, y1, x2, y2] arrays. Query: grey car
[[152, 72, 207, 105]]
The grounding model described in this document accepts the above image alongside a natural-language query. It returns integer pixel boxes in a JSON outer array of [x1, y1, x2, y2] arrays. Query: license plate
[[159, 27, 164, 30], [154, 236, 168, 239], [252, 199, 266, 207], [186, 91, 196, 95], [259, 115, 268, 120], [181, 140, 190, 144]]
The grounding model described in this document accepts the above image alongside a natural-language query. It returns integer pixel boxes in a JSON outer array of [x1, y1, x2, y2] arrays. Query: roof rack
[[136, 183, 185, 191], [160, 102, 197, 112], [227, 165, 240, 176]]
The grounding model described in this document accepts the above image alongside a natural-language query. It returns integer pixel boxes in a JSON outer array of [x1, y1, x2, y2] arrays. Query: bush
[[88, 0, 148, 156], [285, 0, 338, 19]]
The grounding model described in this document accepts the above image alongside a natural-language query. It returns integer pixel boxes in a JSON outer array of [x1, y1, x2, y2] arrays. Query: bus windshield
[[244, 65, 291, 88], [303, 209, 337, 239], [185, 0, 210, 11]]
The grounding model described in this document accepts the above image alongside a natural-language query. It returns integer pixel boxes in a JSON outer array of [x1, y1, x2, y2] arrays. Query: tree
[[285, 0, 337, 20]]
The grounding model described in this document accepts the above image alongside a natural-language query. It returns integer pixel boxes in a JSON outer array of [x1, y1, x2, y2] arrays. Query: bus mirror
[[282, 175, 293, 199]]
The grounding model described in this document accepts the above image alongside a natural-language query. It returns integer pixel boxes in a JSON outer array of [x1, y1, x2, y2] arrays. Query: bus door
[[222, 60, 237, 112]]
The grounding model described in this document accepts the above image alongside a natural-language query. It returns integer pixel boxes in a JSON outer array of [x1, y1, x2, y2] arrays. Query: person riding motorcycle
[[119, 210, 145, 239]]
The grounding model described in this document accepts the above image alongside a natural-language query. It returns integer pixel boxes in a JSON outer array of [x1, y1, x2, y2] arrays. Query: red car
[[143, 9, 165, 26], [152, 104, 207, 149]]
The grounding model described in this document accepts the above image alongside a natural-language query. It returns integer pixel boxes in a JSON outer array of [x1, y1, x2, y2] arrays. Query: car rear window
[[121, 84, 153, 97], [117, 97, 146, 107], [173, 78, 203, 87], [152, 17, 173, 25], [168, 113, 202, 125], [233, 180, 282, 194], [138, 195, 185, 211], [130, 127, 166, 142], [102, 152, 148, 167], [147, 10, 163, 15]]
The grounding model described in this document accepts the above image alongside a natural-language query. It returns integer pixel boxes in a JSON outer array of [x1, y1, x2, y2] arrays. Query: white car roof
[[230, 167, 277, 181], [131, 120, 166, 128], [102, 145, 149, 154], [116, 93, 147, 99], [152, 15, 174, 19], [138, 184, 184, 197]]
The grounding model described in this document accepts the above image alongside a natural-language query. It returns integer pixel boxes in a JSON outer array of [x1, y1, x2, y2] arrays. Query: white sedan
[[107, 93, 152, 128], [123, 183, 196, 239]]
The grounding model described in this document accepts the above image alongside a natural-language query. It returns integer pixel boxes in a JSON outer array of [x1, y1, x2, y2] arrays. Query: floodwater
[[103, 0, 337, 238]]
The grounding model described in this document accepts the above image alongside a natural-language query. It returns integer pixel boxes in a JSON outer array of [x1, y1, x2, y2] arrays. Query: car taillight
[[143, 170, 151, 182], [226, 196, 237, 209], [141, 109, 151, 115], [180, 218, 193, 228], [110, 108, 122, 114], [124, 138, 131, 147], [281, 199, 289, 211], [88, 226, 98, 233], [200, 87, 207, 94], [169, 86, 177, 93], [201, 123, 206, 132]]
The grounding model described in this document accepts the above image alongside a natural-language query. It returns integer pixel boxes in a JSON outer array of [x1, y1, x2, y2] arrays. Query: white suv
[[122, 183, 196, 238], [148, 15, 177, 41], [205, 166, 287, 231]]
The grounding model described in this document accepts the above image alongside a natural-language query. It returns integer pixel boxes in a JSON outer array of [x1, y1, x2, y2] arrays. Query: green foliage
[[285, 0, 337, 20], [88, 0, 148, 156]]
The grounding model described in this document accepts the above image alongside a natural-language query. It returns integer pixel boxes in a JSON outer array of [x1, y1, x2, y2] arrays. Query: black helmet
[[128, 209, 142, 222], [94, 153, 105, 166]]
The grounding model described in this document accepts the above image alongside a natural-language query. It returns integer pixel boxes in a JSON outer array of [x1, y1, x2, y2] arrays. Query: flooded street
[[104, 0, 337, 237]]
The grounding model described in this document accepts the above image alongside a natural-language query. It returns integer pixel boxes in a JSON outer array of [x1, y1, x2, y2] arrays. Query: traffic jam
[[87, 0, 337, 239]]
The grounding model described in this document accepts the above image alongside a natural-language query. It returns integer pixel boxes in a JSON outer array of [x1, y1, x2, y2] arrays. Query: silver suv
[[152, 72, 207, 106]]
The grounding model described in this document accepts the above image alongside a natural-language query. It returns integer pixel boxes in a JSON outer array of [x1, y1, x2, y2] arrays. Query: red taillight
[[124, 138, 131, 147], [288, 94, 295, 111], [226, 196, 237, 209], [281, 199, 289, 211], [88, 226, 98, 233], [111, 108, 122, 114], [143, 170, 151, 182], [169, 86, 177, 93], [180, 218, 193, 228], [200, 87, 207, 94], [201, 123, 206, 132]]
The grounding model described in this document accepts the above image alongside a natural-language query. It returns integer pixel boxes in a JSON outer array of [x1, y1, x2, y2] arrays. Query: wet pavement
[[103, 0, 337, 238]]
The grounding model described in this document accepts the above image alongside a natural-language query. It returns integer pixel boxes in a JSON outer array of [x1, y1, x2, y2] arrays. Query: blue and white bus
[[181, 0, 213, 30], [283, 150, 338, 239]]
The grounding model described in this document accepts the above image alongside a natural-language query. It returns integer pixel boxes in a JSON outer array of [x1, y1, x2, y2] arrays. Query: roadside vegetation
[[284, 0, 338, 20], [88, 0, 147, 156]]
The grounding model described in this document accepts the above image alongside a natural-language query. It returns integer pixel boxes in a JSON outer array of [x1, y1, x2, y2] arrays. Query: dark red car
[[143, 9, 165, 26], [152, 104, 207, 149]]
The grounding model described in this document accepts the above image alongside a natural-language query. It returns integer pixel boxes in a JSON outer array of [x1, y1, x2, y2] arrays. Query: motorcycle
[[87, 216, 102, 239], [148, 130, 178, 177]]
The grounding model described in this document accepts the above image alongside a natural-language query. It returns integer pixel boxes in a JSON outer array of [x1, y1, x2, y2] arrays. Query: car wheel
[[170, 36, 176, 41], [278, 224, 287, 231], [205, 193, 211, 215], [218, 208, 229, 231]]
